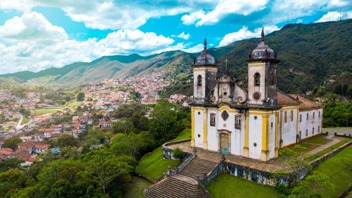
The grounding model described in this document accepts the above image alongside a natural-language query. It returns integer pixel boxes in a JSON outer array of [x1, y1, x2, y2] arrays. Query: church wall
[[193, 69, 206, 99], [194, 108, 204, 148], [281, 107, 298, 147], [268, 114, 276, 159], [299, 109, 323, 139], [248, 62, 266, 105], [248, 114, 262, 159], [207, 109, 219, 152]]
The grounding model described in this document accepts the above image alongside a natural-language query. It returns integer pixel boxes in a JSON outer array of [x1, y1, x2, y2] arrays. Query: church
[[190, 29, 323, 161]]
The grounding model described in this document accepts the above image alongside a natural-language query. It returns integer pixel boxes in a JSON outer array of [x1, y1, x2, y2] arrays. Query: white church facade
[[190, 30, 323, 161]]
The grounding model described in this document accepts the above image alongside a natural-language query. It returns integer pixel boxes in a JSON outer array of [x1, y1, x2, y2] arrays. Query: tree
[[57, 134, 80, 148], [278, 145, 309, 185], [76, 92, 85, 101], [0, 158, 25, 172], [290, 172, 334, 197], [113, 118, 135, 135], [85, 150, 132, 194], [3, 137, 22, 151]]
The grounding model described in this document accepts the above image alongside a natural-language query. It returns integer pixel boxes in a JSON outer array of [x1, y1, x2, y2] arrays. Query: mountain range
[[1, 19, 351, 95]]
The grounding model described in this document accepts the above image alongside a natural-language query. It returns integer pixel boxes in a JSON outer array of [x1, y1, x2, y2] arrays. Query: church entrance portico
[[219, 130, 231, 154]]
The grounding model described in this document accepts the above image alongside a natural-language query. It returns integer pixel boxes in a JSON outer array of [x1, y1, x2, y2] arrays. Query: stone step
[[144, 176, 204, 198], [180, 158, 218, 179]]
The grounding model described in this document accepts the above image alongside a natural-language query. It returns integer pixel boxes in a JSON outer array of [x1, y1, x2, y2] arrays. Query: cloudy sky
[[0, 0, 351, 74]]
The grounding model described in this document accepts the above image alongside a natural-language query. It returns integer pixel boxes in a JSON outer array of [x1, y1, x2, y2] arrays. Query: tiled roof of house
[[0, 148, 14, 155], [277, 90, 300, 106], [34, 144, 50, 150], [289, 94, 323, 110]]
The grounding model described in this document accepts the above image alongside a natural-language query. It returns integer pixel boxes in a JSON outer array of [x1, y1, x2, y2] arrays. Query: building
[[190, 31, 323, 161]]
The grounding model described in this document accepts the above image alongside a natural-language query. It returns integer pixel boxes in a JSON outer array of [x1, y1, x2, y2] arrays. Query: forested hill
[[220, 19, 352, 93], [1, 19, 351, 93]]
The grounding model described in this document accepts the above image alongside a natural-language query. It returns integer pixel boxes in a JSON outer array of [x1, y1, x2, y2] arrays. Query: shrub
[[173, 148, 185, 160]]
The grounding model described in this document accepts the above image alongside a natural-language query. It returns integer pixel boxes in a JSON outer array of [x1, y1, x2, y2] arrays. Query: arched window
[[197, 75, 202, 86], [254, 73, 260, 86]]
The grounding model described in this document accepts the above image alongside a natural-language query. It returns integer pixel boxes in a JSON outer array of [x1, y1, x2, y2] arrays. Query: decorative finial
[[204, 38, 207, 50], [261, 27, 264, 41]]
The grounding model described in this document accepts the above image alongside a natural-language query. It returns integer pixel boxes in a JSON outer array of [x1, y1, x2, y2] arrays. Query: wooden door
[[220, 133, 230, 154]]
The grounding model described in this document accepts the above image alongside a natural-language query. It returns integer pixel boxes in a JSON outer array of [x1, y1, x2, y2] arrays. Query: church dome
[[217, 74, 234, 83], [249, 28, 277, 60], [195, 39, 215, 65]]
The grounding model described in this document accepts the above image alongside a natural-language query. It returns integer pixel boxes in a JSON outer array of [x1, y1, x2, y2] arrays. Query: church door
[[220, 133, 230, 154]]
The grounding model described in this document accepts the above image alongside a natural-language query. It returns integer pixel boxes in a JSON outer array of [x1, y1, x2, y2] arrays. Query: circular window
[[224, 92, 227, 96], [254, 116, 257, 120], [198, 134, 201, 138], [198, 112, 201, 115], [253, 92, 261, 100], [253, 143, 257, 147]]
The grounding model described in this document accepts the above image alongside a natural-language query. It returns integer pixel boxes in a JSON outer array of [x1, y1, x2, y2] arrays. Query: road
[[15, 114, 33, 132]]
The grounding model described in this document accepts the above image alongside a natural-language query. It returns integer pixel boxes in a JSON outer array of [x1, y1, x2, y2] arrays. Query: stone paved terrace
[[167, 141, 290, 172], [166, 136, 348, 173]]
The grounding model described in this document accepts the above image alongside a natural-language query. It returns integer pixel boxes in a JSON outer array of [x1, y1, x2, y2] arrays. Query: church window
[[290, 110, 293, 122], [253, 143, 257, 147], [197, 75, 202, 86], [312, 127, 315, 134], [307, 113, 309, 120], [198, 134, 201, 138], [221, 111, 229, 121], [235, 115, 241, 129], [313, 112, 315, 119], [318, 111, 321, 118], [198, 112, 201, 115], [300, 114, 302, 122], [271, 122, 273, 128], [306, 129, 308, 136], [210, 113, 216, 126], [318, 126, 320, 132], [284, 111, 287, 123], [254, 73, 260, 86]]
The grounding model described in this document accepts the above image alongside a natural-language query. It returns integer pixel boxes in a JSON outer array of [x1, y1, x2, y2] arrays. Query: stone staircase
[[144, 175, 204, 198], [180, 158, 218, 179], [144, 157, 219, 198]]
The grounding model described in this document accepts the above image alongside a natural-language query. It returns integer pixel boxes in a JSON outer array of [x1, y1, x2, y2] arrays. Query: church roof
[[277, 90, 300, 106], [195, 39, 215, 66], [248, 28, 278, 62], [289, 94, 323, 110]]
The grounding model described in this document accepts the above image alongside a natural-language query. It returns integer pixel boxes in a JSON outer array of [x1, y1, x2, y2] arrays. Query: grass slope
[[309, 145, 352, 197], [207, 174, 280, 198], [123, 177, 151, 198], [136, 129, 191, 181]]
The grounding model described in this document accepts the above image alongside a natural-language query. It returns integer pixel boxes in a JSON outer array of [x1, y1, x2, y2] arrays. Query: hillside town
[[0, 71, 190, 163]]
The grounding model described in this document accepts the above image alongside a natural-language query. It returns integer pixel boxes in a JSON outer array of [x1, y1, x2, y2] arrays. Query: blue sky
[[0, 0, 351, 74]]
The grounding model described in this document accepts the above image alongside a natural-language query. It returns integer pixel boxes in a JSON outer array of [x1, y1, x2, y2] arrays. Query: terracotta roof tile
[[289, 94, 323, 110], [277, 90, 300, 106]]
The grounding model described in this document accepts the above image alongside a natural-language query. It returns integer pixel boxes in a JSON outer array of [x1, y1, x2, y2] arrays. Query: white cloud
[[0, 12, 191, 74], [316, 11, 352, 22], [218, 26, 279, 47], [182, 0, 269, 26], [183, 44, 204, 53], [177, 32, 190, 40], [0, 0, 35, 12], [98, 29, 174, 55]]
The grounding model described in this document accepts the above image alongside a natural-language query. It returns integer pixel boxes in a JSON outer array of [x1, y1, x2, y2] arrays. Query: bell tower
[[192, 39, 218, 104], [247, 28, 280, 106]]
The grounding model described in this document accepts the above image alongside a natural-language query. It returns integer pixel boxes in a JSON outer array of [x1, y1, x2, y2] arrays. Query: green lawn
[[207, 174, 280, 198], [22, 116, 29, 124], [307, 138, 352, 161], [302, 134, 332, 145], [123, 177, 151, 198], [35, 108, 61, 115], [136, 129, 191, 181], [307, 145, 352, 197]]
